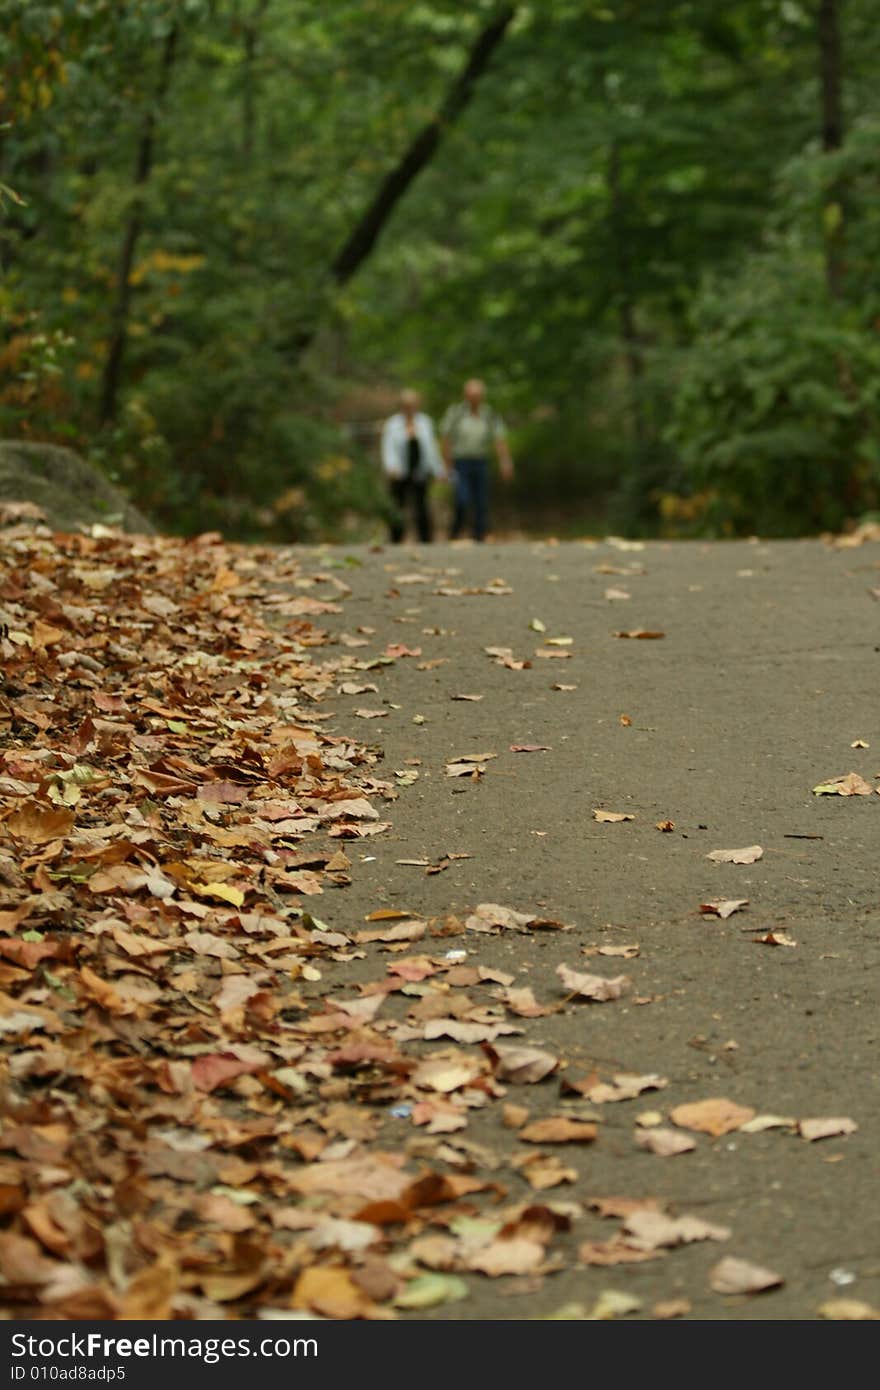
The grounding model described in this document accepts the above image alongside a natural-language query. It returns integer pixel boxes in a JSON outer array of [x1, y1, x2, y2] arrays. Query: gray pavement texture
[[304, 536, 880, 1320]]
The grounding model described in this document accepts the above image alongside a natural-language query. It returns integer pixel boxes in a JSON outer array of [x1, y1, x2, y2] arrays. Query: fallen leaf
[[588, 1290, 642, 1318], [578, 1239, 658, 1267], [669, 1098, 755, 1137], [653, 1298, 692, 1319], [516, 1153, 578, 1190], [622, 1210, 730, 1250], [5, 804, 75, 843], [812, 771, 875, 796], [613, 629, 665, 639], [411, 1055, 485, 1094], [469, 1237, 546, 1277], [593, 810, 634, 823], [817, 1299, 879, 1320], [394, 1273, 468, 1309], [706, 845, 763, 864], [556, 963, 630, 1001], [466, 903, 569, 934], [356, 920, 426, 944], [635, 1128, 696, 1157], [519, 1117, 597, 1145], [502, 1104, 530, 1129], [739, 1115, 797, 1133], [291, 1266, 379, 1318], [709, 1256, 783, 1295], [487, 1043, 559, 1084], [753, 931, 797, 947], [798, 1117, 857, 1142], [700, 899, 749, 919], [586, 1074, 668, 1104]]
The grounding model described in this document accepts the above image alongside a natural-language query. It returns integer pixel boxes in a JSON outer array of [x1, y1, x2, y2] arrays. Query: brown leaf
[[292, 1266, 380, 1319], [0, 1231, 58, 1285], [468, 1237, 547, 1277], [78, 966, 138, 1017], [191, 1052, 262, 1092], [516, 1154, 578, 1190], [653, 1298, 692, 1319], [709, 1256, 783, 1295], [586, 1073, 668, 1104], [670, 1097, 755, 1137], [578, 1238, 659, 1266], [635, 1128, 696, 1157], [700, 898, 749, 919], [812, 771, 875, 796], [798, 1116, 858, 1142], [422, 1018, 519, 1044], [356, 919, 426, 944], [519, 1117, 597, 1145], [556, 963, 630, 1001], [5, 803, 75, 843], [592, 809, 634, 823], [502, 1104, 530, 1129], [488, 1043, 559, 1084], [119, 1257, 179, 1319], [287, 1154, 410, 1202], [411, 1055, 485, 1094], [613, 629, 665, 639], [753, 931, 797, 947], [621, 1210, 730, 1250]]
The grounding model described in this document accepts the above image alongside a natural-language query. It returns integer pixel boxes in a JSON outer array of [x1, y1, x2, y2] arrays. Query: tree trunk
[[607, 141, 646, 450], [99, 24, 179, 425], [281, 5, 516, 357], [242, 0, 271, 163], [818, 0, 845, 297]]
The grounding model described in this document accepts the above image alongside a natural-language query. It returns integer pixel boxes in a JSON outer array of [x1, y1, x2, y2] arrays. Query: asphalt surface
[[300, 536, 880, 1320]]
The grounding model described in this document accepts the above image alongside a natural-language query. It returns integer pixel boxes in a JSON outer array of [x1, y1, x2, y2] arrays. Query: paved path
[[309, 536, 880, 1319]]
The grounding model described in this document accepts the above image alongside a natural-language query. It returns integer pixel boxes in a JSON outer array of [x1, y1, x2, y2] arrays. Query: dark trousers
[[451, 456, 490, 541], [389, 476, 433, 543]]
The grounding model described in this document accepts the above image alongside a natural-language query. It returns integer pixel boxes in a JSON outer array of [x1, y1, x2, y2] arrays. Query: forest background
[[1, 0, 879, 543]]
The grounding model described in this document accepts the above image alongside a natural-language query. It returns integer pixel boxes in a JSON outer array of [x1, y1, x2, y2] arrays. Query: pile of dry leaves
[[0, 520, 863, 1321]]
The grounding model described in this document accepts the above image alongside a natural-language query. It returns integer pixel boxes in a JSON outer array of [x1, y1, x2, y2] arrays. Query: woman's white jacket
[[381, 412, 445, 482]]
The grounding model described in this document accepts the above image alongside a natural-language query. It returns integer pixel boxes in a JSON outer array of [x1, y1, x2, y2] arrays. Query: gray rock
[[0, 440, 153, 533]]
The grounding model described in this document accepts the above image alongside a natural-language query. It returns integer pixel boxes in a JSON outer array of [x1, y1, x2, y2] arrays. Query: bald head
[[463, 379, 485, 407], [399, 389, 420, 417]]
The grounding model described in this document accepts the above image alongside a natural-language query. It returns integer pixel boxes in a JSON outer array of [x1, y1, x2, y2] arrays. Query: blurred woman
[[381, 389, 445, 543]]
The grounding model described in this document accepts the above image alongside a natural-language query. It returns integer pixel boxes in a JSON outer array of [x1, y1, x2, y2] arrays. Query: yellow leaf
[[190, 881, 245, 908]]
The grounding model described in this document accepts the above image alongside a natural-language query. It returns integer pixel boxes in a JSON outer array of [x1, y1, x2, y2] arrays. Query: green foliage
[[1, 0, 879, 537], [667, 120, 880, 535], [668, 255, 880, 534]]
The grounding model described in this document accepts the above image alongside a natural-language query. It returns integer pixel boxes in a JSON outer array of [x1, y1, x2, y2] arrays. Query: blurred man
[[381, 389, 444, 543], [440, 379, 513, 541]]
